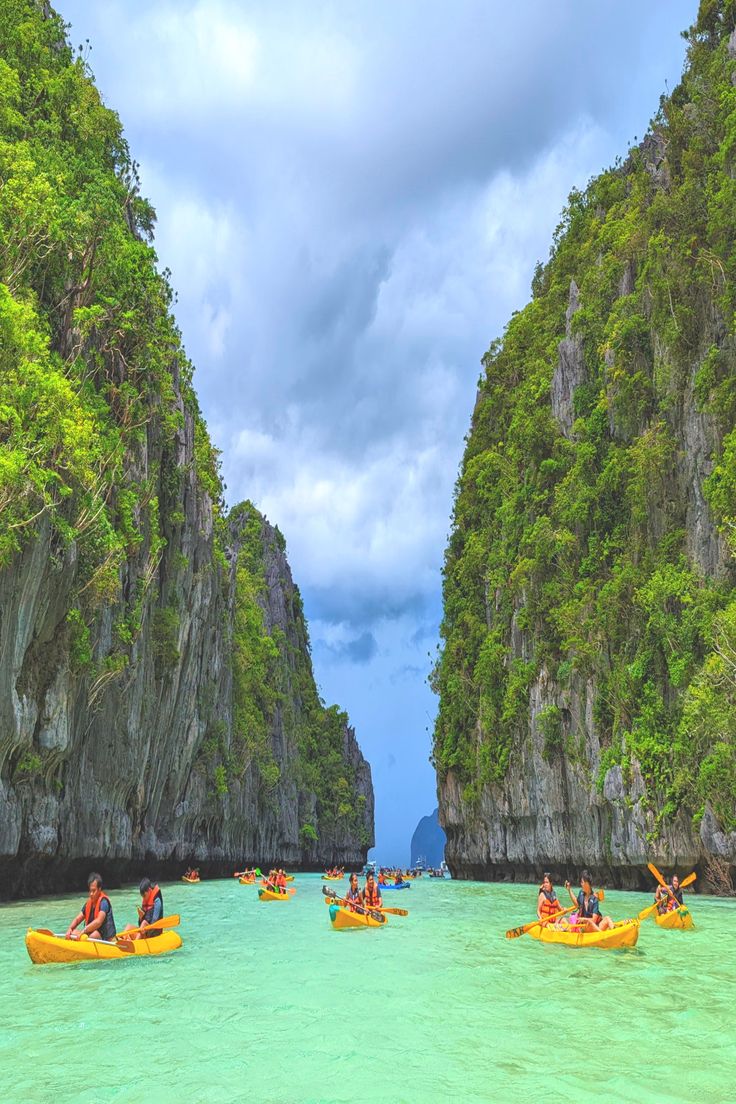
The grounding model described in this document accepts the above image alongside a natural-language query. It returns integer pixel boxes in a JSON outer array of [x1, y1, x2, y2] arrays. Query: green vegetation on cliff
[[0, 0, 222, 630], [0, 1, 373, 860], [432, 1, 736, 831]]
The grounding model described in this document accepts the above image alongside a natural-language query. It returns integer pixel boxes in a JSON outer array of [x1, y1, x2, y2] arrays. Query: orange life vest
[[539, 889, 560, 918], [141, 884, 162, 913], [83, 892, 115, 939], [365, 883, 381, 907]]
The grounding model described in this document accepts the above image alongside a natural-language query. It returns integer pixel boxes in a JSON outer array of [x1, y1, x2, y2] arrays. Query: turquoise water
[[2, 875, 735, 1103]]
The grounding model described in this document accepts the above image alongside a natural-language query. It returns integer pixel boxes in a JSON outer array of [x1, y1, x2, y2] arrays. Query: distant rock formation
[[410, 808, 446, 868]]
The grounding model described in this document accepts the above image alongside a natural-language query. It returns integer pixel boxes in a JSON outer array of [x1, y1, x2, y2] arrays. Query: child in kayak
[[564, 872, 614, 932]]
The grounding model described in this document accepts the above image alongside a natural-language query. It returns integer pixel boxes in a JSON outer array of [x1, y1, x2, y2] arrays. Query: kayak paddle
[[321, 896, 408, 917], [639, 870, 697, 919], [321, 885, 385, 923], [117, 914, 181, 939], [506, 906, 575, 940]]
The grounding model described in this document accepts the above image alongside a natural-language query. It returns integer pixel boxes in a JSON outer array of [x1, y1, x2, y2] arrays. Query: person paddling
[[537, 873, 562, 924], [364, 872, 383, 911], [65, 872, 117, 942], [122, 878, 163, 939], [655, 873, 683, 912], [345, 873, 364, 912], [276, 869, 287, 895], [565, 872, 614, 932]]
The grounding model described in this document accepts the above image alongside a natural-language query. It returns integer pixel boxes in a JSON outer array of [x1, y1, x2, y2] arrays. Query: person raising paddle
[[564, 871, 614, 932], [655, 873, 683, 913]]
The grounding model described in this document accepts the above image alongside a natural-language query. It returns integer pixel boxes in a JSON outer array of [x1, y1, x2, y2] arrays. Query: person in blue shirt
[[564, 871, 614, 932], [122, 878, 164, 939]]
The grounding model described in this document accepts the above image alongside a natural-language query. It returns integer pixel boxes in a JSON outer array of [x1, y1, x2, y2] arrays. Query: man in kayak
[[65, 872, 117, 942], [364, 871, 383, 910], [564, 872, 614, 932], [121, 878, 164, 939], [537, 873, 563, 924], [276, 869, 288, 894], [345, 873, 363, 912], [655, 874, 683, 912]]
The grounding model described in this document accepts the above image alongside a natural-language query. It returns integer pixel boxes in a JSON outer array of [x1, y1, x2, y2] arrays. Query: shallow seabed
[[2, 875, 734, 1103]]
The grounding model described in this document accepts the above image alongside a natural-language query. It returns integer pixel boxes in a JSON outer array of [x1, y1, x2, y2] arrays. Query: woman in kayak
[[655, 874, 683, 912], [65, 872, 117, 942], [565, 872, 614, 932], [364, 872, 383, 910], [537, 873, 562, 923], [345, 873, 363, 912], [276, 869, 288, 894]]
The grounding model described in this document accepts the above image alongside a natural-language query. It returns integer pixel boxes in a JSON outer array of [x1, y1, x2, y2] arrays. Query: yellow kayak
[[181, 875, 200, 884], [239, 876, 256, 885], [322, 875, 343, 881], [258, 887, 294, 901], [654, 907, 694, 930], [328, 904, 386, 929], [528, 918, 640, 949], [25, 929, 183, 964]]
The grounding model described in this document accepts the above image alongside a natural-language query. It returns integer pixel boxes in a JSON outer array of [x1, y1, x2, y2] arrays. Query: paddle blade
[[322, 886, 337, 898], [637, 902, 659, 921], [647, 862, 667, 888], [115, 939, 135, 953], [680, 872, 697, 889]]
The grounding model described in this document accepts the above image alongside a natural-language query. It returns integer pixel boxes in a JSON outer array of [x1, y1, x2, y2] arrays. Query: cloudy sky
[[61, 0, 694, 862]]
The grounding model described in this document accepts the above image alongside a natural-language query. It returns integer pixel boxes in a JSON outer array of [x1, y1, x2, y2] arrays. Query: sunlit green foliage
[[433, 1, 736, 830]]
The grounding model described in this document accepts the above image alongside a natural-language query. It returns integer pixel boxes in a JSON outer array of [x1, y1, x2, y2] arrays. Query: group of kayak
[[509, 864, 696, 949], [26, 872, 182, 964], [322, 867, 345, 880]]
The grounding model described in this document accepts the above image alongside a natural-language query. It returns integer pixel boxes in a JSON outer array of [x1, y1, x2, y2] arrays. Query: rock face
[[0, 454, 374, 899], [0, 4, 373, 899], [433, 4, 736, 891], [410, 808, 446, 868]]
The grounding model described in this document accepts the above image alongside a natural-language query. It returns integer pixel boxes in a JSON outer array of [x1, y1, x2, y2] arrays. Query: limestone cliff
[[0, 2, 373, 897], [433, 2, 736, 890]]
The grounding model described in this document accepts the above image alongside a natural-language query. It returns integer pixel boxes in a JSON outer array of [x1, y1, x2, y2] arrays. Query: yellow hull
[[654, 907, 694, 930], [528, 918, 640, 949], [181, 876, 200, 883], [25, 929, 183, 965], [239, 877, 256, 885], [258, 888, 294, 901], [329, 905, 385, 929], [322, 875, 343, 881]]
